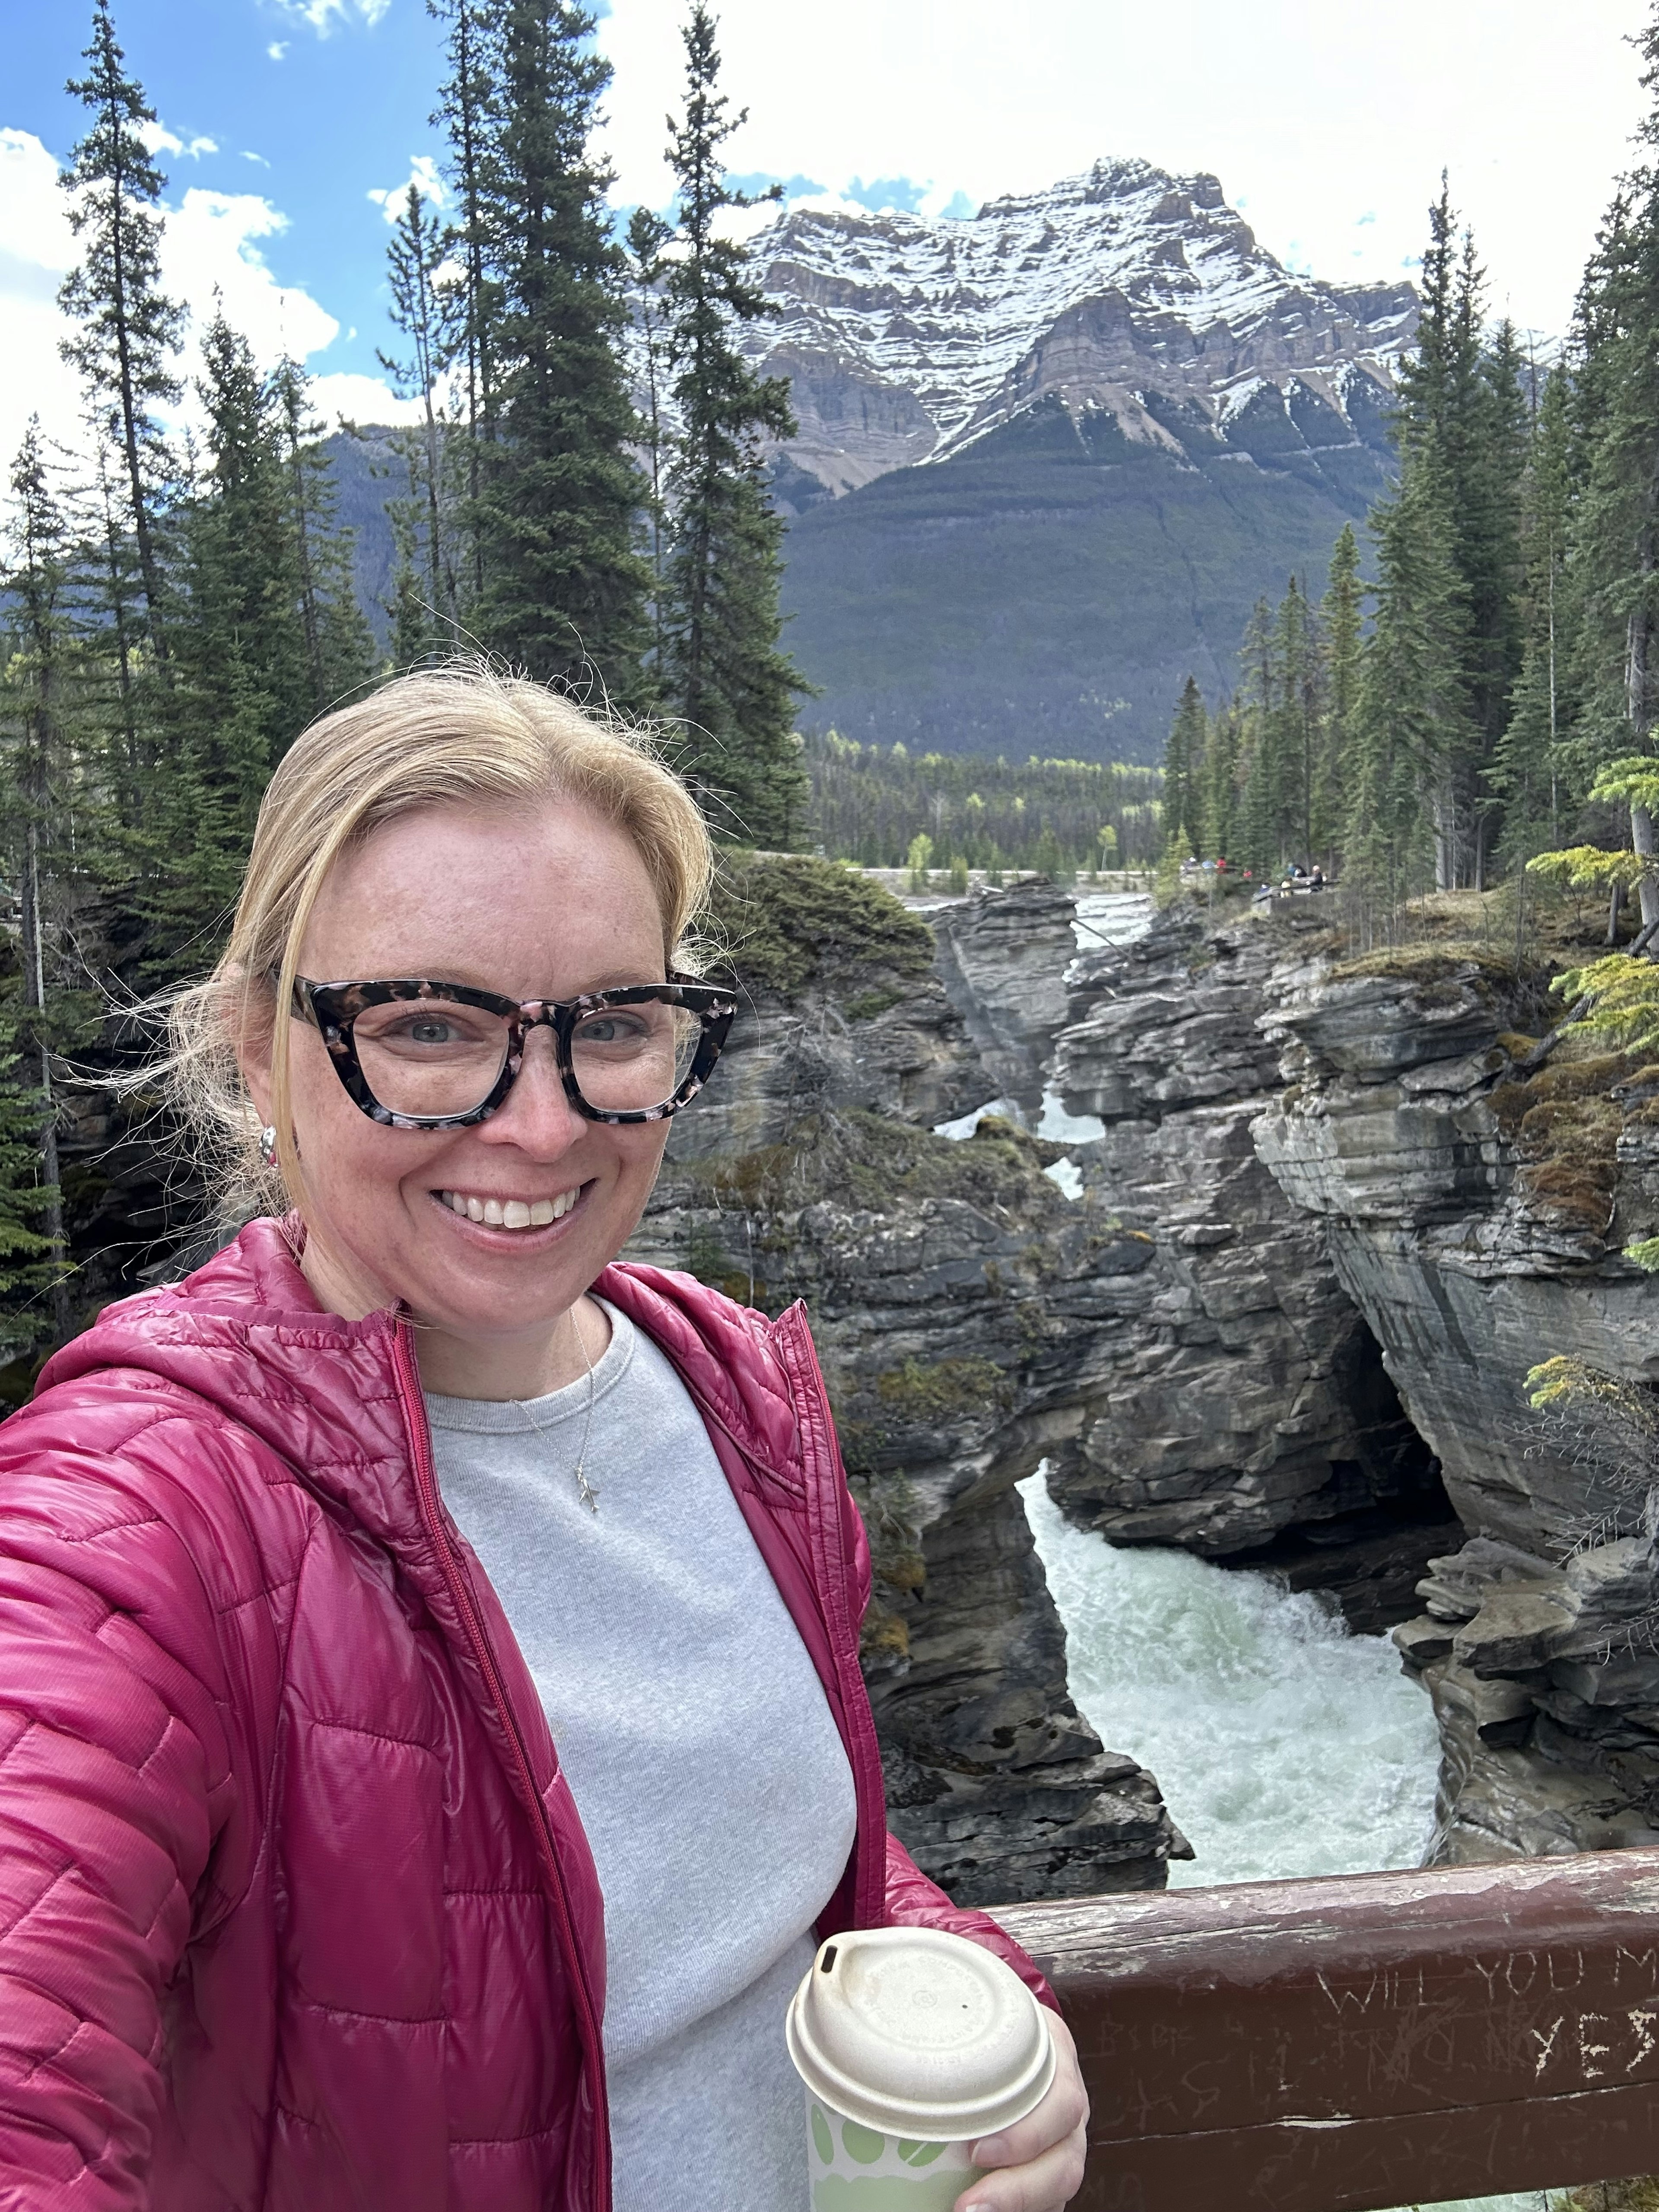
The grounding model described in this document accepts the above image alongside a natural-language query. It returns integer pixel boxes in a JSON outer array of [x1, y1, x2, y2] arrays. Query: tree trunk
[[1609, 878, 1626, 945], [1633, 803, 1659, 931]]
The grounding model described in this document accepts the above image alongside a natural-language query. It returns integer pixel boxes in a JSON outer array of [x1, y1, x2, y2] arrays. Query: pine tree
[[1205, 696, 1243, 868], [469, 0, 651, 693], [658, 4, 807, 847], [270, 357, 375, 720], [625, 203, 674, 673], [1162, 676, 1208, 857], [1493, 369, 1576, 876], [1572, 22, 1659, 928], [0, 425, 84, 1343], [58, 0, 182, 658], [378, 184, 460, 656], [429, 0, 500, 609], [1319, 523, 1364, 871], [1275, 575, 1322, 867], [1348, 451, 1467, 928]]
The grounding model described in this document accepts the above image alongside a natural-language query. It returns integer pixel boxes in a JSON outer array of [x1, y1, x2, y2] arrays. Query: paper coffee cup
[[786, 1925, 1056, 2211]]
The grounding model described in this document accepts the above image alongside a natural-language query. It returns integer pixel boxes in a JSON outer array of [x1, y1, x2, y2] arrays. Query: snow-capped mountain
[[748, 159, 1417, 499]]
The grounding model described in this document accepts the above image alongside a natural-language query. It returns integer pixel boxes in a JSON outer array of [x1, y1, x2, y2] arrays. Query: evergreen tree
[[1493, 369, 1576, 874], [0, 425, 84, 1343], [1381, 182, 1527, 886], [1275, 575, 1322, 866], [429, 0, 500, 609], [658, 4, 807, 846], [270, 357, 375, 719], [58, 0, 182, 657], [378, 183, 460, 655], [1161, 676, 1208, 857], [1319, 523, 1364, 871], [469, 0, 651, 693], [1205, 696, 1243, 867], [625, 203, 674, 671], [1348, 452, 1467, 928], [1571, 23, 1659, 928]]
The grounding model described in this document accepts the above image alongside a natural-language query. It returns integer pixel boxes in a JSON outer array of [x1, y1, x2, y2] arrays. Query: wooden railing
[[995, 1850, 1659, 2211]]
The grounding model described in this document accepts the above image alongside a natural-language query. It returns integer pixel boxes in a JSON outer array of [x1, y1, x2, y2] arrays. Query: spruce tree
[[271, 358, 375, 718], [378, 184, 460, 655], [0, 425, 84, 1343], [1205, 698, 1243, 868], [469, 0, 651, 693], [58, 0, 182, 658], [429, 0, 500, 607], [1493, 369, 1576, 874], [625, 203, 674, 672], [1571, 22, 1659, 928], [1162, 676, 1208, 857], [1319, 523, 1364, 872], [659, 4, 807, 847]]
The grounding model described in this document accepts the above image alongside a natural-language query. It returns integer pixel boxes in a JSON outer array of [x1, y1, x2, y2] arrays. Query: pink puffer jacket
[[0, 1219, 1050, 2209]]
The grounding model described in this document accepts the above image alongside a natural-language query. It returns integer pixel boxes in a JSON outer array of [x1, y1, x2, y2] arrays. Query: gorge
[[637, 856, 1659, 1912]]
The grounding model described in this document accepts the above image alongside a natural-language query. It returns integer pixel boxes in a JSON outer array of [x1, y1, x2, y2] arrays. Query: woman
[[0, 668, 1087, 2211]]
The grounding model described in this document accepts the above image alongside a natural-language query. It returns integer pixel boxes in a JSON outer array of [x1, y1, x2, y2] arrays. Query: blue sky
[[0, 0, 1652, 469]]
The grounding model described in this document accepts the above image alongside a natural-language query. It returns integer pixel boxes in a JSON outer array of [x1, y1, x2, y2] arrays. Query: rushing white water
[[1020, 1473, 1441, 1885]]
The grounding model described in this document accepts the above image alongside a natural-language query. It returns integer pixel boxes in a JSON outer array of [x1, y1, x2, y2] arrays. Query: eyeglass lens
[[348, 994, 705, 1120]]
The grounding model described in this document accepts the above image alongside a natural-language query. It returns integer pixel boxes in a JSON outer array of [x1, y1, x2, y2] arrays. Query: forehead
[[301, 797, 667, 986]]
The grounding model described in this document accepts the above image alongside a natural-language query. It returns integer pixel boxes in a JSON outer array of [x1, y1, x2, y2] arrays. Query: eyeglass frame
[[287, 973, 738, 1130]]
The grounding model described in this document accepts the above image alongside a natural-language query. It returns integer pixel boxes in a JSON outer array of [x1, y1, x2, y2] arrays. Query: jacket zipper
[[388, 1317, 611, 2211]]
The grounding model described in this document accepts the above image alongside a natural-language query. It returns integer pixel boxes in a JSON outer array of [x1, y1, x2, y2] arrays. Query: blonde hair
[[165, 663, 714, 1223]]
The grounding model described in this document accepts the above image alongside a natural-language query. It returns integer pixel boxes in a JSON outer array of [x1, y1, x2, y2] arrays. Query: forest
[[0, 0, 811, 1372], [1162, 32, 1659, 973]]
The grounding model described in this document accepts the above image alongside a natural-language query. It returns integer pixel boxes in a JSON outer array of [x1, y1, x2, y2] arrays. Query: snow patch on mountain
[[743, 156, 1417, 499]]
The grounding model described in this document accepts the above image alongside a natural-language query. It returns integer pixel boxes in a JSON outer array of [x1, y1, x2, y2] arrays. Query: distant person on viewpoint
[[0, 667, 1087, 2211]]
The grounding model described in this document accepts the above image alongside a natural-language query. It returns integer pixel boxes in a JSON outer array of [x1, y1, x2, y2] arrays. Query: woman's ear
[[235, 988, 277, 1129]]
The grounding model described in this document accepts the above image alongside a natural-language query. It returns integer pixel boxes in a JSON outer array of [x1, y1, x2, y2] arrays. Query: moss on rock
[[704, 851, 934, 1004]]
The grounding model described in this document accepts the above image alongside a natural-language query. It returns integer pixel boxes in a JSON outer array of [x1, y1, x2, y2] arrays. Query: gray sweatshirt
[[426, 1299, 858, 2211]]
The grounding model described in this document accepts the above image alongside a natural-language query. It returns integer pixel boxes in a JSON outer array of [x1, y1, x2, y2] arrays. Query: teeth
[[441, 1188, 579, 1231]]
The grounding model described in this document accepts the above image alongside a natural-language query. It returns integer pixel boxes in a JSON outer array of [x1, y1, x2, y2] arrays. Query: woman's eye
[[576, 1014, 648, 1048], [407, 1019, 455, 1046]]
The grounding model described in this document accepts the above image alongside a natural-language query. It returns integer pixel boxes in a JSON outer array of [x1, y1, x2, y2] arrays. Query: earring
[[258, 1125, 279, 1168]]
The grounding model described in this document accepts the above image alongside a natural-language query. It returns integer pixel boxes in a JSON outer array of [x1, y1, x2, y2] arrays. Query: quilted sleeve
[[881, 1831, 1058, 2012], [0, 1405, 245, 2206]]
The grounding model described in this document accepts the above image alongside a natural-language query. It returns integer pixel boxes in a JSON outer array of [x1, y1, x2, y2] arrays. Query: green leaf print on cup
[[813, 2177, 976, 2212], [897, 2141, 947, 2166], [842, 2119, 887, 2163], [811, 2106, 835, 2165]]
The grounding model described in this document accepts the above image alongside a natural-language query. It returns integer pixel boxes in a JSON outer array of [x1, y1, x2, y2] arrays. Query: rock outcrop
[[1250, 938, 1659, 1859], [1039, 903, 1454, 1627], [928, 880, 1080, 1113], [632, 855, 1191, 1903]]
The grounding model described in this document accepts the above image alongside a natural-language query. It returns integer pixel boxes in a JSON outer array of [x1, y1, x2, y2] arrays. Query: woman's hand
[[957, 2009, 1089, 2211]]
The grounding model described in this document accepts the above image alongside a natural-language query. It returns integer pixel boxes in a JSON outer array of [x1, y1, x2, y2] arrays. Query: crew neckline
[[423, 1298, 634, 1433]]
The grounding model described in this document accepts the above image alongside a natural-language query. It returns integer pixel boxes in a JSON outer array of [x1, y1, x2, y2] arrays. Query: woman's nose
[[480, 1025, 584, 1154]]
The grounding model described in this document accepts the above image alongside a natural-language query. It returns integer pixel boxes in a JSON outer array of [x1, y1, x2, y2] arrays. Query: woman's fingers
[[953, 2124, 1089, 2212], [954, 2011, 1090, 2212]]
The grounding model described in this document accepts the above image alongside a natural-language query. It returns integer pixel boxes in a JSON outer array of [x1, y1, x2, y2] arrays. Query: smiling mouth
[[437, 1186, 582, 1230]]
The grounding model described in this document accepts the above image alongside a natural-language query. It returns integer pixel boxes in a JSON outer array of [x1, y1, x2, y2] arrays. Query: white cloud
[[140, 123, 219, 162], [367, 154, 446, 222], [241, 151, 270, 166], [270, 0, 392, 34], [307, 371, 427, 427], [0, 130, 420, 472], [267, 41, 289, 59]]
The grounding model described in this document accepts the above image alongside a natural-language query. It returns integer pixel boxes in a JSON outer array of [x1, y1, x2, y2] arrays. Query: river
[[1002, 891, 1565, 2210]]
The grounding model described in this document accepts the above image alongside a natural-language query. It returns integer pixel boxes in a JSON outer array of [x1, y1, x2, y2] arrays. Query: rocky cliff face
[[630, 856, 1190, 1903], [1040, 903, 1454, 1628], [928, 880, 1080, 1113], [747, 160, 1416, 499], [1251, 941, 1659, 1860]]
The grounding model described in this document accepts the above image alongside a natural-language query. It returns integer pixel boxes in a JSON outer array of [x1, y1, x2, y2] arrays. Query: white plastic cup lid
[[786, 1925, 1056, 2142]]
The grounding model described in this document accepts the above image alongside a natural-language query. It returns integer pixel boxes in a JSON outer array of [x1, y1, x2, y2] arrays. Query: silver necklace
[[525, 1302, 600, 1513]]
